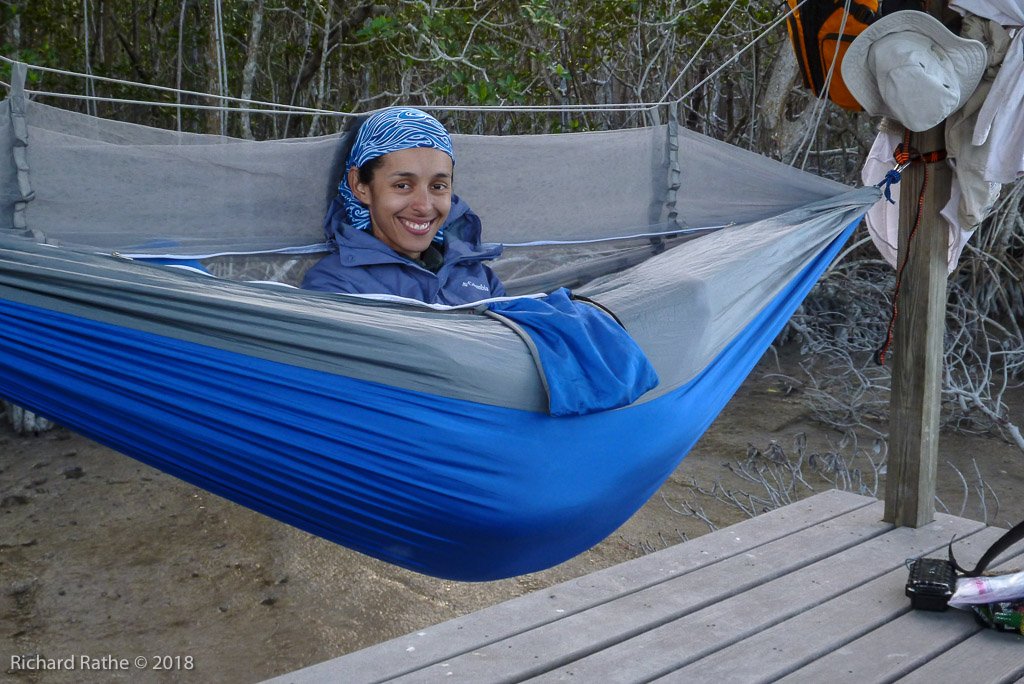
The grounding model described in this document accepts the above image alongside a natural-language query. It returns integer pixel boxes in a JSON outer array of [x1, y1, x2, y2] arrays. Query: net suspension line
[[657, 0, 741, 104], [675, 0, 812, 105]]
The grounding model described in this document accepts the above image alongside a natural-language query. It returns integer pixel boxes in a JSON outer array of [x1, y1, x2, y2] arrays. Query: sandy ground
[[2, 349, 1023, 683]]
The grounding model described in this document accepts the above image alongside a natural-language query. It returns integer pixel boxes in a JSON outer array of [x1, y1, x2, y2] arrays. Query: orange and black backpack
[[785, 0, 879, 111], [785, 0, 928, 111]]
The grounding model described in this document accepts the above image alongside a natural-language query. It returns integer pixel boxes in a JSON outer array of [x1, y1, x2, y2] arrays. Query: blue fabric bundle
[[487, 288, 659, 416]]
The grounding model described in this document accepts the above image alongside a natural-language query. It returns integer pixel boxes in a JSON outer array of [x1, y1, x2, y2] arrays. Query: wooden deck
[[265, 490, 1024, 683]]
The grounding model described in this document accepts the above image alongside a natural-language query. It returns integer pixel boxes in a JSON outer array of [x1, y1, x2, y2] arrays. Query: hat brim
[[841, 11, 987, 122]]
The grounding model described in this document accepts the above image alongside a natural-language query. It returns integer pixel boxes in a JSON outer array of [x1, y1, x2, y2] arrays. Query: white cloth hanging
[[946, 16, 1011, 227], [950, 0, 1024, 27], [951, 0, 1024, 183], [970, 30, 1024, 182], [862, 127, 973, 274]]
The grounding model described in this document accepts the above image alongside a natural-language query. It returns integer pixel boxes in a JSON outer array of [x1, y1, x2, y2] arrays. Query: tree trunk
[[5, 0, 22, 56], [307, 0, 333, 138], [98, 0, 106, 65], [149, 0, 163, 79], [206, 0, 222, 134], [239, 0, 265, 140], [3, 403, 55, 435], [684, 63, 707, 131], [757, 42, 816, 163], [283, 12, 313, 139]]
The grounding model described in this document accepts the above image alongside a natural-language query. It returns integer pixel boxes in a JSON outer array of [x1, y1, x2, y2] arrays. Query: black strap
[[880, 0, 927, 18], [847, 2, 878, 26], [570, 294, 626, 329], [950, 518, 1024, 577]]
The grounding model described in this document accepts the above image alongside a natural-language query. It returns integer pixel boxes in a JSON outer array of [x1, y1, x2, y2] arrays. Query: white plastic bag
[[949, 571, 1024, 607]]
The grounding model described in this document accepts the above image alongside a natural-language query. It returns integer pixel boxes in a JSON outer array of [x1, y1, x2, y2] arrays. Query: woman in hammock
[[301, 107, 506, 305]]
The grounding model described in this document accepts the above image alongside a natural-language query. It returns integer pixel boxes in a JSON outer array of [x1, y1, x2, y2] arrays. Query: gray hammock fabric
[[1, 93, 848, 251], [0, 66, 877, 412]]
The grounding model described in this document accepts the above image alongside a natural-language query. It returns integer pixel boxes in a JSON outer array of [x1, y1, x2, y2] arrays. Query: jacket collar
[[325, 193, 502, 269]]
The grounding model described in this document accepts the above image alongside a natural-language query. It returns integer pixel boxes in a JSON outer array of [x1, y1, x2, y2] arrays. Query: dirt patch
[[2, 350, 1022, 683]]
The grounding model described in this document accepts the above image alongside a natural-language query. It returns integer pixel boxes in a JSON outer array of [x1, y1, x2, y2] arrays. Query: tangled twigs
[[663, 431, 883, 524], [1, 401, 55, 435], [666, 433, 1001, 528], [661, 491, 720, 533], [781, 176, 1024, 455], [936, 459, 1000, 524]]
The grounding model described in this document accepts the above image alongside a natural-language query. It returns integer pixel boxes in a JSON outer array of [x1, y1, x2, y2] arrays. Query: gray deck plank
[[895, 630, 1024, 684], [265, 489, 873, 684], [384, 500, 894, 683], [775, 607, 983, 682], [657, 525, 1011, 684], [528, 510, 985, 684], [777, 536, 1024, 684]]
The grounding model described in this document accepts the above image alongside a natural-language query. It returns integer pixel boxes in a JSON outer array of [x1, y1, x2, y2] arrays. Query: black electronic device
[[905, 557, 957, 611]]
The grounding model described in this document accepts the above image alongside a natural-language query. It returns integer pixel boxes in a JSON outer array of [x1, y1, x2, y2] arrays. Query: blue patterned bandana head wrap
[[339, 107, 455, 243]]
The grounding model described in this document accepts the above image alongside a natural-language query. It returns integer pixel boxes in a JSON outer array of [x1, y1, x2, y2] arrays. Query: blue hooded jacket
[[301, 193, 505, 305]]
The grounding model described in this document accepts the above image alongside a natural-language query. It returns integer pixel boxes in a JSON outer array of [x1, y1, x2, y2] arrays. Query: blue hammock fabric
[[0, 72, 880, 581], [0, 220, 856, 581], [486, 288, 660, 416]]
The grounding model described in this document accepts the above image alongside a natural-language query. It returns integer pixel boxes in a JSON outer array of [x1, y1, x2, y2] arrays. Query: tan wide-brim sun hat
[[842, 11, 987, 131]]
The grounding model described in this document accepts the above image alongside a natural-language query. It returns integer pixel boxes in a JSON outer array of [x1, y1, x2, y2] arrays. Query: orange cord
[[874, 130, 946, 366]]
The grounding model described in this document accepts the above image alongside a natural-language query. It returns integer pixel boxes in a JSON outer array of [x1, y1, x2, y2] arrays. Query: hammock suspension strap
[[874, 129, 948, 366]]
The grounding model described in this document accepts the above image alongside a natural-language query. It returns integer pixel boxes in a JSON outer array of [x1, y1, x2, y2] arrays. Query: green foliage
[[0, 45, 57, 85], [357, 16, 400, 41], [520, 0, 564, 30], [3, 0, 798, 143]]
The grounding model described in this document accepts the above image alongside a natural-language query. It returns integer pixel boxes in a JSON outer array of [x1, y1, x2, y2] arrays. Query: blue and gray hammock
[[0, 64, 879, 581]]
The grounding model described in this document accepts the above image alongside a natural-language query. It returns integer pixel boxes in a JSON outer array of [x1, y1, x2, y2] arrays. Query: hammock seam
[[481, 308, 552, 413], [665, 103, 685, 230], [9, 63, 35, 234]]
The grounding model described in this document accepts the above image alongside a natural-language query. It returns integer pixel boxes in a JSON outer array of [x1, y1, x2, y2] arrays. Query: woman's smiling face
[[349, 147, 454, 259]]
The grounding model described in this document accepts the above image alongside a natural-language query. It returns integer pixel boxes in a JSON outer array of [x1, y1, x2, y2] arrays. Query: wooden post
[[882, 5, 958, 527], [883, 122, 950, 527]]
